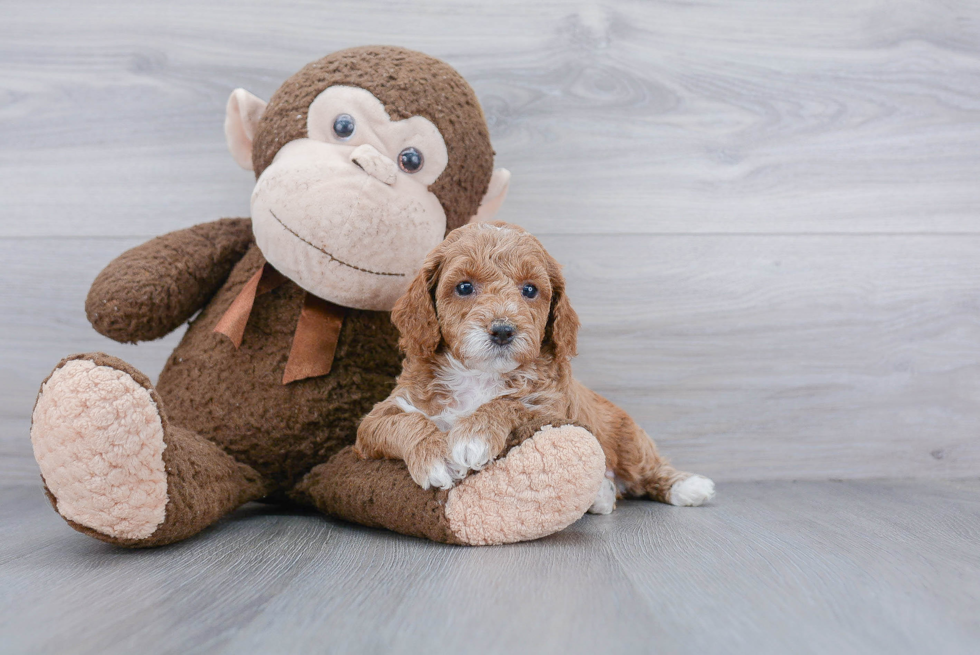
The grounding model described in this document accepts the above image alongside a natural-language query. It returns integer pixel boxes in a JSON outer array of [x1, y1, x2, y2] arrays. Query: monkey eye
[[333, 114, 355, 140], [455, 281, 474, 296], [522, 283, 538, 299], [398, 147, 424, 173]]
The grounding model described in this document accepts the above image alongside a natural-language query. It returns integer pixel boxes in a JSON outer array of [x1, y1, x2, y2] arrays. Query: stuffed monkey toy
[[30, 46, 607, 547]]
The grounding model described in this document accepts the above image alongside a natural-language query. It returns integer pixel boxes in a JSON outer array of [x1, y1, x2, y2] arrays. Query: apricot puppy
[[355, 222, 715, 511]]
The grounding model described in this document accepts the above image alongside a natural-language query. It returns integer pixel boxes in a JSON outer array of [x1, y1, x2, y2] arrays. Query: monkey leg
[[290, 424, 607, 546], [31, 353, 269, 547]]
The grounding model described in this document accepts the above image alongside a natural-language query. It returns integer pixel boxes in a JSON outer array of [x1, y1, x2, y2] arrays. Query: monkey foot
[[31, 354, 169, 542], [443, 424, 606, 545]]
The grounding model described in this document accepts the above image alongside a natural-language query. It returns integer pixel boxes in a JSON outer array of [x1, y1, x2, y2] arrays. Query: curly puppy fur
[[355, 222, 714, 506]]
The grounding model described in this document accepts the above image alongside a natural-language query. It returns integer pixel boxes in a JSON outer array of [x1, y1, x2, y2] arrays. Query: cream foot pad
[[31, 359, 169, 540], [445, 424, 606, 545]]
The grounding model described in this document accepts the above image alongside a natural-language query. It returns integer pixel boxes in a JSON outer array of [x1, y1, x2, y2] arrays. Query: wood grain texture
[[2, 0, 980, 481], [1, 478, 978, 654]]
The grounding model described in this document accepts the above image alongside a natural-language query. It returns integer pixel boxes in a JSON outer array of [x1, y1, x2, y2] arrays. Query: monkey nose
[[350, 144, 397, 186]]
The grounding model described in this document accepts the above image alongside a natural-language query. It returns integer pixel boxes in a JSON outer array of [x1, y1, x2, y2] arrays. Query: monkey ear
[[225, 89, 268, 171], [469, 168, 511, 223]]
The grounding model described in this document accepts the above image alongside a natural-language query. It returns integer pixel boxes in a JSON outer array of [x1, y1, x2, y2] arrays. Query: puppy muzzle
[[488, 320, 517, 346]]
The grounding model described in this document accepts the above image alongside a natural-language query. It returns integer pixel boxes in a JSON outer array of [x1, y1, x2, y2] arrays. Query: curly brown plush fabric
[[291, 448, 461, 544], [156, 241, 403, 490], [251, 46, 494, 233]]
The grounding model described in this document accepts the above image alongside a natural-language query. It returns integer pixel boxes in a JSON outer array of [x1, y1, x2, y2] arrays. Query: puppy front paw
[[421, 459, 456, 490], [408, 456, 459, 491], [447, 422, 507, 477], [405, 434, 458, 490], [450, 436, 491, 473]]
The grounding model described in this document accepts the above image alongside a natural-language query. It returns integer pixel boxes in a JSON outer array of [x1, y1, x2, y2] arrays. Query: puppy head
[[391, 222, 579, 371]]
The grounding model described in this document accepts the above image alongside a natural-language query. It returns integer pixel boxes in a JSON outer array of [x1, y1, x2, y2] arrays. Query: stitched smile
[[269, 210, 405, 277]]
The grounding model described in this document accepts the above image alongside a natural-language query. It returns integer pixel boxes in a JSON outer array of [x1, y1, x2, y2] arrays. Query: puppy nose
[[350, 144, 397, 185], [489, 321, 517, 346]]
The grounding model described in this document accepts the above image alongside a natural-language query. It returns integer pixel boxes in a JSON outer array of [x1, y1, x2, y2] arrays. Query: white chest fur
[[395, 356, 511, 431]]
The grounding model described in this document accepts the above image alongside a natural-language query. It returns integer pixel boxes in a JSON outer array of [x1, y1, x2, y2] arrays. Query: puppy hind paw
[[669, 475, 716, 507], [587, 476, 617, 515]]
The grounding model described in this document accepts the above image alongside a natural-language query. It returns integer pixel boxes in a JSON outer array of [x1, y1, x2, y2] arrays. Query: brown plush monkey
[[30, 46, 606, 547]]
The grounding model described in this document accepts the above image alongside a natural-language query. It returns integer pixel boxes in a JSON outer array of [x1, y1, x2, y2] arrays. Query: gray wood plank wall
[[2, 0, 979, 482]]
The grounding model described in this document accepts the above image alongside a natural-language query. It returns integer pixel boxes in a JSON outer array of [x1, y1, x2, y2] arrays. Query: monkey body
[[156, 242, 402, 490]]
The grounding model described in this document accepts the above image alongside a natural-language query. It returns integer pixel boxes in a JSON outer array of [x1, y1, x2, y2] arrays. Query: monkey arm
[[85, 218, 254, 343]]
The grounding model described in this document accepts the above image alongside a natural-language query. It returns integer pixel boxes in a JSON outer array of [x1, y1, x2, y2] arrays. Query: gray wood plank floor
[[2, 478, 978, 655]]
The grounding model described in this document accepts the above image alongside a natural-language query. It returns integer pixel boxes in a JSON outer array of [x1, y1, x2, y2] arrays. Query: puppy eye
[[522, 283, 538, 299], [398, 147, 424, 173], [333, 114, 355, 140], [455, 281, 474, 296]]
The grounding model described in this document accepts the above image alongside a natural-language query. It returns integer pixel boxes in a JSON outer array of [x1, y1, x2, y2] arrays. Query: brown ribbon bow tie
[[213, 263, 346, 384]]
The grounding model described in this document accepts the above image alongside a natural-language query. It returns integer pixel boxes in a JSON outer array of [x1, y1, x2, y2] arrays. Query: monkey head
[[223, 46, 510, 311]]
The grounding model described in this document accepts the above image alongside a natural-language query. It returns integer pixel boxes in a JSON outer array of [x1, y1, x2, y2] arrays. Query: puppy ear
[[543, 256, 580, 362], [392, 249, 444, 358]]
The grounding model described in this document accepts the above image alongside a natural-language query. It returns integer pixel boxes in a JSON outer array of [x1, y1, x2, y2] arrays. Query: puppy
[[354, 222, 715, 511]]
